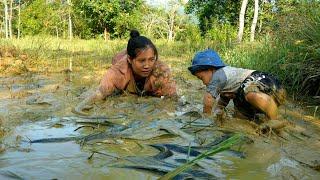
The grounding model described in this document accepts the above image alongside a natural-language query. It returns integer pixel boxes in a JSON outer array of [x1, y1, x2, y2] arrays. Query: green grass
[[159, 133, 244, 180]]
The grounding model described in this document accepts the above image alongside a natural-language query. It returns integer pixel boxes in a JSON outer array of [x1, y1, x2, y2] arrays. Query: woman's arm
[[151, 61, 177, 97], [72, 90, 106, 116], [72, 69, 119, 116]]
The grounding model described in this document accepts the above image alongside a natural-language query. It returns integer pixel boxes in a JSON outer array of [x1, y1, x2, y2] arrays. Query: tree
[[165, 0, 189, 41], [186, 0, 240, 35], [141, 0, 189, 41], [237, 0, 248, 43], [19, 0, 76, 38], [67, 0, 72, 40], [141, 7, 167, 39], [72, 0, 145, 39], [17, 0, 21, 39], [3, 0, 9, 39], [167, 1, 179, 41], [20, 0, 61, 36], [8, 0, 12, 38], [250, 0, 259, 42]]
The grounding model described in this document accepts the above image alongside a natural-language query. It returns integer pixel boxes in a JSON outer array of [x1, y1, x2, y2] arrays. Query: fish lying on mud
[[110, 134, 248, 179], [28, 119, 196, 143]]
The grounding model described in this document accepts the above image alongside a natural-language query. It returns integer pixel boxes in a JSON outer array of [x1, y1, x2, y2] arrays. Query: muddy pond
[[0, 72, 319, 179]]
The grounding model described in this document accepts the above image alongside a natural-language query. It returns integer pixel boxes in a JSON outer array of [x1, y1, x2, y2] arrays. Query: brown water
[[0, 73, 319, 179]]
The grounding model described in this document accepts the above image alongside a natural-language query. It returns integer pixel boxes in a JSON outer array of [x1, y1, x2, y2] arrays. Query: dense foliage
[[0, 0, 194, 39], [185, 0, 240, 35], [72, 0, 145, 38]]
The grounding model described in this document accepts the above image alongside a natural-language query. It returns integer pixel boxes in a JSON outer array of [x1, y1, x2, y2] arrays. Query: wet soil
[[0, 72, 320, 179]]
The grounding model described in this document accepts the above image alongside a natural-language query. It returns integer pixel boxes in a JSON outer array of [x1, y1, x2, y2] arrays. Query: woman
[[73, 30, 177, 115]]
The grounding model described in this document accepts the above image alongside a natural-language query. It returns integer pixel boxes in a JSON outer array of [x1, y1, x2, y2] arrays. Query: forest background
[[0, 0, 319, 104]]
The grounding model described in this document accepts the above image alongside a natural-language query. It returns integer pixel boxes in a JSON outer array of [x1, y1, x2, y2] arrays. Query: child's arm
[[203, 92, 215, 114], [213, 95, 230, 116], [216, 95, 230, 109]]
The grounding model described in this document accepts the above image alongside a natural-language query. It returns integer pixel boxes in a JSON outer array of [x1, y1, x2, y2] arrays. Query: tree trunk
[[237, 0, 248, 43], [167, 1, 180, 41], [168, 16, 174, 41], [1, 17, 3, 36], [168, 10, 175, 41], [67, 0, 73, 40], [56, 26, 59, 38], [250, 0, 259, 42], [4, 0, 9, 39], [104, 28, 109, 41], [8, 0, 12, 38], [18, 0, 21, 39]]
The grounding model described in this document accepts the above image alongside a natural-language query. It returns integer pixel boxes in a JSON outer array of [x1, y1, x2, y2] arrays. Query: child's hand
[[258, 119, 288, 134], [213, 107, 226, 126], [213, 107, 224, 116]]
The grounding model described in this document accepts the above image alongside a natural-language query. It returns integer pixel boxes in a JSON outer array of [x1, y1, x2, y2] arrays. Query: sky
[[146, 0, 189, 14], [146, 0, 173, 9], [146, 0, 189, 9], [145, 0, 197, 23]]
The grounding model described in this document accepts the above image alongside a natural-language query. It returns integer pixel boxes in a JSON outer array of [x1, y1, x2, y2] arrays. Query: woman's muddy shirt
[[99, 50, 176, 97], [206, 66, 255, 98]]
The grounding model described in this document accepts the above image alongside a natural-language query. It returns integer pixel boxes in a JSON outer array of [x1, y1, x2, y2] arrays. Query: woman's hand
[[72, 90, 104, 116], [72, 104, 93, 116]]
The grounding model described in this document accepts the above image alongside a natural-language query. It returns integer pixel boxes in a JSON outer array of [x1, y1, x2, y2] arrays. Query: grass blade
[[159, 133, 243, 180]]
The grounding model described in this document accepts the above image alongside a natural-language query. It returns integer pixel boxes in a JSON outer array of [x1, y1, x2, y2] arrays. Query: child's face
[[194, 70, 213, 85], [194, 71, 206, 81]]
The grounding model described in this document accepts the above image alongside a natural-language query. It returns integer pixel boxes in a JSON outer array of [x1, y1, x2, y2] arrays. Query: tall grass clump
[[204, 21, 238, 51], [220, 2, 320, 99], [222, 38, 303, 93], [272, 2, 320, 97]]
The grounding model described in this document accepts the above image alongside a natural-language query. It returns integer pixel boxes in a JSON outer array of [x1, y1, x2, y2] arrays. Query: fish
[[150, 144, 215, 160], [28, 119, 194, 143], [112, 156, 217, 180], [150, 144, 173, 160], [29, 136, 80, 143]]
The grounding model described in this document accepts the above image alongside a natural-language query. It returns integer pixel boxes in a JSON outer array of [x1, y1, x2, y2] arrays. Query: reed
[[159, 133, 244, 180]]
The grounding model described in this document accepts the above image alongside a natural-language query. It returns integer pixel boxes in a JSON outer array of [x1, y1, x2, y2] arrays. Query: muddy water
[[0, 73, 320, 179]]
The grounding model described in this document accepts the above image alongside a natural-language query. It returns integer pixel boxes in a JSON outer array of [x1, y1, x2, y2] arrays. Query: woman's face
[[129, 47, 156, 78]]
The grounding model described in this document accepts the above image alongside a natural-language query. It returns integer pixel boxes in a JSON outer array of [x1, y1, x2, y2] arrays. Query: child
[[188, 49, 286, 124]]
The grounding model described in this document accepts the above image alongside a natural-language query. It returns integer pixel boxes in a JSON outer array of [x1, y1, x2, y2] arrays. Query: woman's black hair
[[127, 30, 158, 60]]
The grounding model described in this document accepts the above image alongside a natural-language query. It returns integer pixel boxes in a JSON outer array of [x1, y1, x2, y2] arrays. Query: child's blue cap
[[188, 49, 226, 75]]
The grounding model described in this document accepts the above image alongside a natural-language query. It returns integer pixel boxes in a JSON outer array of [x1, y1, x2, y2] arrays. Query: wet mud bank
[[0, 73, 320, 179]]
